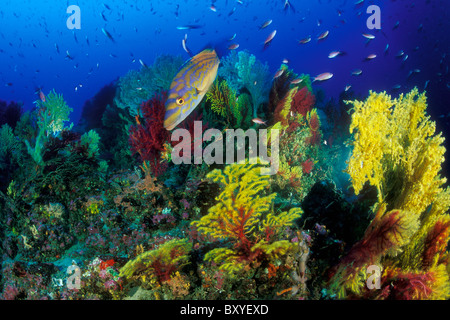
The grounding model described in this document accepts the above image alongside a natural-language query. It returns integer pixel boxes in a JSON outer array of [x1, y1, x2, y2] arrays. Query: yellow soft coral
[[192, 162, 302, 275], [347, 88, 447, 213], [334, 88, 450, 299], [278, 87, 298, 125], [119, 238, 192, 285], [347, 90, 394, 200]]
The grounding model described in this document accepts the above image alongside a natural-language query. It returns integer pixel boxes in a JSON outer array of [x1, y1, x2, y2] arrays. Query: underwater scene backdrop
[[0, 0, 449, 301]]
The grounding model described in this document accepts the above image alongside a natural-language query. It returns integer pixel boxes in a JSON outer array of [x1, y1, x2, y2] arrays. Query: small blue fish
[[101, 28, 115, 42], [176, 25, 203, 30], [164, 48, 220, 130]]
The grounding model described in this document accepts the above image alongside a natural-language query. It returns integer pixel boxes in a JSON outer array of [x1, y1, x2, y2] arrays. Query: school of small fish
[[0, 0, 445, 128]]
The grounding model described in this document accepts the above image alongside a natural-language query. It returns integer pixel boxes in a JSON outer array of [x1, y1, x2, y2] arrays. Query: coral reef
[[270, 84, 327, 201], [267, 65, 312, 117], [0, 51, 448, 302]]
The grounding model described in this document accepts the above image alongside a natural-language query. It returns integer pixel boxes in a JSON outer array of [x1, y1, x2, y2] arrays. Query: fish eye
[[176, 97, 185, 105]]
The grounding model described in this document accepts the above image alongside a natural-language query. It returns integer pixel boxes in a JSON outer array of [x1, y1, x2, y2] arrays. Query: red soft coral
[[292, 87, 315, 117], [376, 268, 435, 300], [305, 109, 321, 145], [328, 207, 412, 286], [302, 158, 314, 174], [273, 87, 315, 130], [129, 92, 170, 177], [337, 209, 407, 268]]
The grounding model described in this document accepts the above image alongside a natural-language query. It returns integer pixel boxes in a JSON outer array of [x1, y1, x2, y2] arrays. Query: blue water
[[0, 0, 448, 125]]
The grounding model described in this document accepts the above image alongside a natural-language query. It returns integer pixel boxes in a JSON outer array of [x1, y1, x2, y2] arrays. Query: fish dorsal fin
[[177, 48, 215, 73]]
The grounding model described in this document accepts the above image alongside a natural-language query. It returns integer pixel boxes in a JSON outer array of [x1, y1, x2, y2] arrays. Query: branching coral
[[80, 129, 101, 158], [234, 93, 253, 128], [206, 79, 252, 128], [328, 204, 419, 298], [129, 93, 170, 177], [267, 65, 297, 116], [119, 238, 192, 285], [375, 264, 450, 300], [346, 88, 449, 221], [115, 55, 184, 117], [273, 87, 298, 127], [0, 124, 22, 170], [293, 87, 316, 118], [346, 88, 447, 210], [25, 90, 73, 165], [35, 90, 73, 137], [191, 163, 302, 275], [207, 80, 234, 118], [328, 88, 450, 300], [41, 202, 65, 222], [306, 108, 321, 145], [206, 79, 238, 124], [219, 50, 271, 118], [218, 50, 241, 91]]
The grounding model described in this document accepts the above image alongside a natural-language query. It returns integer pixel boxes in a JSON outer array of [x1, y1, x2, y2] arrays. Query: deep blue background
[[0, 0, 448, 125]]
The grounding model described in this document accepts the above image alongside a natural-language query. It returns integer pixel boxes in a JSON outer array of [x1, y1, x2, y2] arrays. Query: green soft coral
[[0, 124, 22, 169], [114, 54, 184, 117], [206, 79, 236, 118], [36, 90, 73, 137], [219, 50, 271, 118], [205, 80, 252, 128], [25, 89, 73, 164], [234, 93, 253, 128], [80, 129, 100, 158]]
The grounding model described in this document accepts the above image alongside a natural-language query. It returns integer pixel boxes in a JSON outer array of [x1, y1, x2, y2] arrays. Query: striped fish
[[164, 48, 220, 130]]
